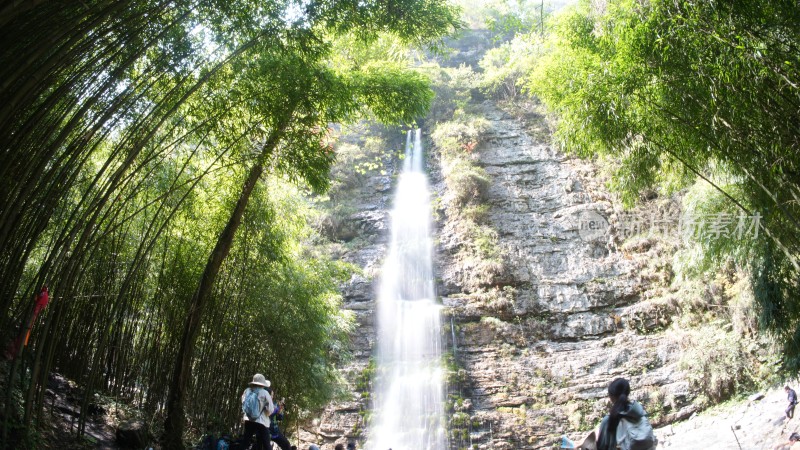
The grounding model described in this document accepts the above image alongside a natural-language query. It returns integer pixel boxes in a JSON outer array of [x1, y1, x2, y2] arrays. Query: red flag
[[32, 285, 49, 319], [4, 285, 49, 360]]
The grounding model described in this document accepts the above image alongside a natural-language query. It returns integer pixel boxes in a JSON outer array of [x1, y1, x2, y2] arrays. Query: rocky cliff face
[[299, 30, 764, 450], [296, 126, 400, 448], [432, 100, 697, 449], [299, 107, 695, 450]]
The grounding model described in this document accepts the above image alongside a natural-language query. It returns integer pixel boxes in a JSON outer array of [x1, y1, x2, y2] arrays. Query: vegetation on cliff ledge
[[488, 0, 800, 373]]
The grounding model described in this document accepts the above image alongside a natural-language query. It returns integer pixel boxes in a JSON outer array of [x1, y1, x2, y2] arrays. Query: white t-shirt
[[241, 386, 274, 428]]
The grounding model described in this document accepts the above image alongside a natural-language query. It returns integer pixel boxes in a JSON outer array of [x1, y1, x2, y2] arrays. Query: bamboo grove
[[0, 1, 460, 448]]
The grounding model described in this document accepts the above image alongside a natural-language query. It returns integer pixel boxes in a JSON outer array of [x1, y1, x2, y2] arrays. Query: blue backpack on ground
[[242, 388, 262, 421]]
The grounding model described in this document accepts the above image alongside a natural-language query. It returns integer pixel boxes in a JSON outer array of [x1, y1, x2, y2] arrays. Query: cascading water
[[366, 130, 448, 450]]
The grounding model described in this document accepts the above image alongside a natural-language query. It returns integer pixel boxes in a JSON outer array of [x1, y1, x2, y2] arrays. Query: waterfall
[[366, 130, 448, 450]]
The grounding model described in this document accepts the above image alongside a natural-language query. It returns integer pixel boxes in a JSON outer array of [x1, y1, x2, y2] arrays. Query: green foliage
[[222, 180, 353, 407], [462, 204, 490, 223], [430, 116, 490, 157], [354, 358, 377, 396], [453, 0, 500, 29], [329, 137, 389, 193], [525, 0, 800, 372], [315, 124, 406, 250], [528, 0, 799, 205], [453, 0, 545, 35], [677, 324, 760, 407], [430, 114, 503, 291], [443, 350, 467, 386], [455, 225, 505, 290], [349, 62, 436, 124], [477, 0, 550, 99], [446, 159, 490, 206], [673, 182, 760, 277], [332, 33, 409, 67], [315, 0, 463, 48], [659, 246, 781, 406], [480, 34, 542, 99], [419, 63, 482, 123], [752, 242, 800, 370], [0, 0, 462, 443]]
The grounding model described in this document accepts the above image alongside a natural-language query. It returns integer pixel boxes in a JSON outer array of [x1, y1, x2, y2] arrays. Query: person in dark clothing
[[595, 378, 654, 450], [786, 386, 798, 419], [597, 378, 631, 450], [267, 388, 292, 450]]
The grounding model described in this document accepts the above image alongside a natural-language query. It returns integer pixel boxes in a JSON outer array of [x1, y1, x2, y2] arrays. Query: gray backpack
[[616, 414, 656, 450]]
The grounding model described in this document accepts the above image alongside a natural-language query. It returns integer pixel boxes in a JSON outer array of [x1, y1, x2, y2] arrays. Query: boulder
[[116, 419, 148, 448]]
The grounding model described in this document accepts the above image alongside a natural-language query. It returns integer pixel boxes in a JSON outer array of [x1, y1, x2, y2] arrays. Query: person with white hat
[[241, 373, 274, 450]]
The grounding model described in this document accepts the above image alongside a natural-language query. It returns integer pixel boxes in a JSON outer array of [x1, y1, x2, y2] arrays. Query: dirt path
[[43, 373, 120, 449]]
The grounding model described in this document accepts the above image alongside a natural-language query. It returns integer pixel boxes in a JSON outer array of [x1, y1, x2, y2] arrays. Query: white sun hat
[[249, 373, 270, 388]]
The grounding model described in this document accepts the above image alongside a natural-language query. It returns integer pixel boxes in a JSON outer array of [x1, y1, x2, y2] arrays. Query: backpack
[[242, 388, 262, 421], [616, 414, 656, 450]]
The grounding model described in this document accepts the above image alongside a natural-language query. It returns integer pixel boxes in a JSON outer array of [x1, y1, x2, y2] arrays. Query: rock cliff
[[299, 30, 770, 450], [432, 100, 696, 449]]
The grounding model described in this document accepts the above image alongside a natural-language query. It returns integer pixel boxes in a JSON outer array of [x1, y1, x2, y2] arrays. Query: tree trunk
[[162, 118, 291, 449]]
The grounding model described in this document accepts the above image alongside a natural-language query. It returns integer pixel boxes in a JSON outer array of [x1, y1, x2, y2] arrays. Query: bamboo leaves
[[1, 0, 460, 446]]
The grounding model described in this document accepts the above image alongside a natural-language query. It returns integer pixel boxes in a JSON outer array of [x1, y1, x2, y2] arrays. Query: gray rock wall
[[296, 127, 402, 449], [298, 28, 759, 449], [431, 101, 697, 449], [300, 105, 697, 450]]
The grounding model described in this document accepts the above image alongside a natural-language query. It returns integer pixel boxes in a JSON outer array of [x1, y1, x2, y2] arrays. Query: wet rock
[[310, 33, 715, 450], [349, 210, 388, 236], [430, 100, 704, 448]]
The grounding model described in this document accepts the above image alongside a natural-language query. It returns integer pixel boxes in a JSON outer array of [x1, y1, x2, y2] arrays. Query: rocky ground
[[556, 384, 800, 450], [655, 386, 799, 450], [35, 380, 800, 449], [24, 372, 150, 449]]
